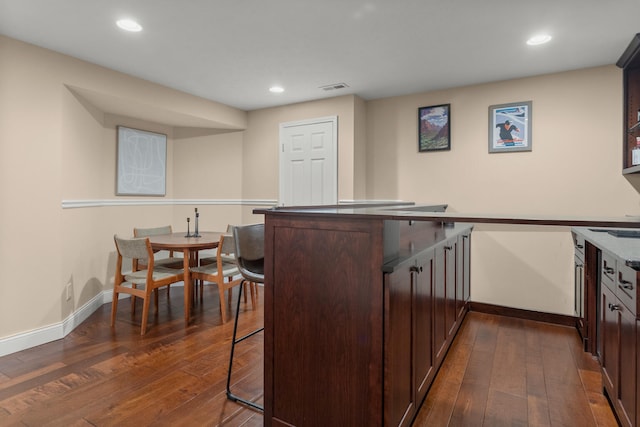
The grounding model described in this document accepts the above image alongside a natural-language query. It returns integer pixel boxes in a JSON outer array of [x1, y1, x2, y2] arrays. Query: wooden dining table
[[147, 231, 223, 323]]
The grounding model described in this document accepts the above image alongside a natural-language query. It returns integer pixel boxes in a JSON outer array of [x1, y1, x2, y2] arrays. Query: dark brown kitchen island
[[256, 203, 640, 427]]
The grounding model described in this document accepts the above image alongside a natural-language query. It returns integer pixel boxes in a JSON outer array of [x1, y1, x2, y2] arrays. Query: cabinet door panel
[[462, 233, 471, 303], [618, 303, 636, 427], [414, 252, 434, 404], [269, 221, 383, 425], [601, 285, 618, 399], [384, 265, 415, 427], [445, 241, 457, 337], [456, 236, 465, 320], [433, 247, 447, 367]]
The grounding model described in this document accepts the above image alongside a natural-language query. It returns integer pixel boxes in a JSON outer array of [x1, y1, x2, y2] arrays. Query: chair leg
[[218, 282, 227, 323], [140, 294, 151, 336], [226, 280, 264, 412], [250, 282, 257, 309], [110, 289, 119, 327]]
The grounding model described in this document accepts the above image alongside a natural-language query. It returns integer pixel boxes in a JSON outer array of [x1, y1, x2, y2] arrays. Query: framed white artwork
[[116, 126, 167, 196]]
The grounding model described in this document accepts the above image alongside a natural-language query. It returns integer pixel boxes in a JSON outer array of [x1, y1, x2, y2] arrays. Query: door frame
[[278, 115, 338, 206]]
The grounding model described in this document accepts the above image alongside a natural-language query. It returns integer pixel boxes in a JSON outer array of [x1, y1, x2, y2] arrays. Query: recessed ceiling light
[[526, 34, 552, 46], [116, 19, 143, 32], [269, 86, 284, 93]]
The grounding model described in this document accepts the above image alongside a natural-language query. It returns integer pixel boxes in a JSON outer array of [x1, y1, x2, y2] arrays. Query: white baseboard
[[0, 281, 262, 358], [0, 290, 116, 358]]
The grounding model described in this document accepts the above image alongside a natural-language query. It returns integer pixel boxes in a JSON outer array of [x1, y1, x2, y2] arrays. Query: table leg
[[183, 248, 191, 323]]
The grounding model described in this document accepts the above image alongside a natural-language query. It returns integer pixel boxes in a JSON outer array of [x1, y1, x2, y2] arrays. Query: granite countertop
[[573, 227, 640, 269], [257, 204, 640, 228], [257, 203, 640, 268]]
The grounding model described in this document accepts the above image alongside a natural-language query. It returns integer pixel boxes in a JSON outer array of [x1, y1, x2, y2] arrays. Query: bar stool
[[226, 223, 265, 412]]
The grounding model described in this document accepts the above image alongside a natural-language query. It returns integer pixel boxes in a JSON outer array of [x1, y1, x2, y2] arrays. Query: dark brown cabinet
[[600, 251, 637, 427], [574, 227, 640, 427], [433, 242, 448, 368], [385, 261, 417, 427], [601, 282, 618, 396], [384, 249, 436, 427], [384, 226, 470, 427], [445, 242, 457, 338], [414, 251, 436, 407], [617, 33, 640, 174], [457, 232, 471, 319], [573, 232, 599, 355], [433, 236, 464, 368], [261, 207, 472, 427], [601, 281, 636, 427], [620, 306, 636, 427]]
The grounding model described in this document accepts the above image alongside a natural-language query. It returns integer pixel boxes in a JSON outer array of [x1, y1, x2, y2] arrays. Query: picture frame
[[488, 101, 532, 153], [116, 126, 167, 196], [418, 104, 450, 152]]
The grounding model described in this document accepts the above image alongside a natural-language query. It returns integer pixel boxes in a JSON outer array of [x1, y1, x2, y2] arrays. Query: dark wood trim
[[469, 301, 577, 328], [255, 206, 640, 228]]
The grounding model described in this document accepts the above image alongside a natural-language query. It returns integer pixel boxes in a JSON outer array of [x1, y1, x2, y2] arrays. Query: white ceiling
[[1, 0, 639, 111]]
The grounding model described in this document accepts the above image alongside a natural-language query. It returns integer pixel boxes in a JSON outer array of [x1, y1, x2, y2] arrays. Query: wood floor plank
[[0, 289, 619, 427], [484, 389, 528, 427], [489, 318, 527, 398], [524, 320, 551, 426], [447, 316, 498, 425], [413, 310, 482, 426]]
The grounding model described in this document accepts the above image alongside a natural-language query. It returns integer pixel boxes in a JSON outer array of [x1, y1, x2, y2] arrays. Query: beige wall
[[244, 95, 359, 206], [0, 35, 247, 341], [366, 66, 640, 314], [3, 33, 640, 350], [1, 36, 64, 336]]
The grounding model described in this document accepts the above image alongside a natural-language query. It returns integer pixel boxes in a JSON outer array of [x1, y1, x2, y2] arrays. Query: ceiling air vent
[[319, 83, 349, 91]]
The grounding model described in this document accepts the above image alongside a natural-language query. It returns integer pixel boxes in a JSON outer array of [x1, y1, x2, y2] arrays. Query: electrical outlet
[[66, 283, 72, 301]]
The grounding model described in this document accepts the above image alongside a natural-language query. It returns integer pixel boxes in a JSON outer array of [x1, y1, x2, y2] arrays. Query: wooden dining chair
[[199, 224, 236, 266], [190, 233, 255, 323], [133, 225, 184, 304], [111, 235, 185, 335], [133, 225, 184, 270]]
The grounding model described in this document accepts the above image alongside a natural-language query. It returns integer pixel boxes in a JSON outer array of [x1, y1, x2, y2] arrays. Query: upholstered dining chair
[[190, 233, 255, 323], [133, 225, 183, 302], [133, 225, 183, 270], [198, 224, 236, 266], [112, 235, 185, 335], [227, 223, 265, 412]]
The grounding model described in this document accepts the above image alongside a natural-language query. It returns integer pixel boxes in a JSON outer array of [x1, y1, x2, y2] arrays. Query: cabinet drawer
[[617, 264, 638, 315], [602, 252, 617, 286]]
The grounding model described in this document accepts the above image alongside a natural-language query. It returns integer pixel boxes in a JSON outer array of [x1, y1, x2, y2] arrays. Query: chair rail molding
[[61, 198, 278, 209]]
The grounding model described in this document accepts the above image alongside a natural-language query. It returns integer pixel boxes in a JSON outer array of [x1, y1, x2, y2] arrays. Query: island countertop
[[572, 227, 640, 268], [256, 203, 640, 228]]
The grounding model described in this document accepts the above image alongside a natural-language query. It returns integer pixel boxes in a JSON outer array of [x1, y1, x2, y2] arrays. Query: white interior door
[[279, 116, 338, 206]]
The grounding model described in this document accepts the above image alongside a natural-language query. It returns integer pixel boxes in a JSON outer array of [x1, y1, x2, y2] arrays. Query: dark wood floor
[[415, 311, 618, 427], [0, 285, 618, 426]]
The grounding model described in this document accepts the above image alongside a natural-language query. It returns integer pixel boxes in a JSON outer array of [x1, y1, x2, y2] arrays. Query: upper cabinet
[[617, 33, 640, 174]]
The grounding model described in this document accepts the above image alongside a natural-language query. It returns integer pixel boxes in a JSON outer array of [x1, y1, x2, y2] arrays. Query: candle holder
[[193, 208, 201, 237], [185, 217, 192, 238]]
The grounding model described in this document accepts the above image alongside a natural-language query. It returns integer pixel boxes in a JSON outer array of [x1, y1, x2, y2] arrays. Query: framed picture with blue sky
[[418, 104, 450, 152]]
